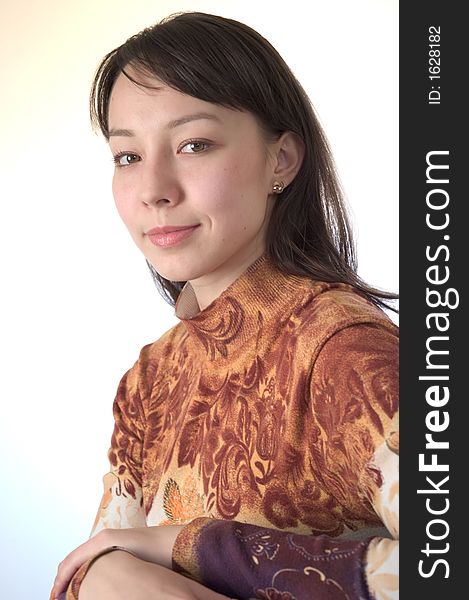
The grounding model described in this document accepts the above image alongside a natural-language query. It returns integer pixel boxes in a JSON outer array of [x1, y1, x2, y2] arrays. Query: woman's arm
[[51, 525, 183, 599], [170, 323, 399, 600], [77, 550, 232, 600], [170, 441, 398, 600]]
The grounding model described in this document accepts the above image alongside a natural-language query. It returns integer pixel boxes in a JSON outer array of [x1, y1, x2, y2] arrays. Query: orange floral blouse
[[62, 253, 399, 600]]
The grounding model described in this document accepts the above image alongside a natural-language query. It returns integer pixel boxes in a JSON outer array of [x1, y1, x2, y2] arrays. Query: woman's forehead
[[109, 73, 260, 134]]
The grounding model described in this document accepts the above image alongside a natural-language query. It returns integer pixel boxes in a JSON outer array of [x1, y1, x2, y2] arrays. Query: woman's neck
[[189, 247, 266, 312]]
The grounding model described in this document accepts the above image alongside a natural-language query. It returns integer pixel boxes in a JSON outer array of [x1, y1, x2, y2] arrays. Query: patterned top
[[64, 253, 399, 599]]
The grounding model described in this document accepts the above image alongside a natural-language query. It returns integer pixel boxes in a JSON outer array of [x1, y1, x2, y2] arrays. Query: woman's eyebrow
[[108, 112, 222, 138], [108, 128, 134, 138], [166, 112, 222, 129]]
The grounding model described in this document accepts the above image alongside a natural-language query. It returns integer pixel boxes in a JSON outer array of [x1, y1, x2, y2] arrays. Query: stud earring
[[272, 180, 285, 194]]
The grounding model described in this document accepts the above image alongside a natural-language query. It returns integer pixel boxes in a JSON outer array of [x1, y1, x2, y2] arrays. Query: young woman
[[51, 11, 398, 600]]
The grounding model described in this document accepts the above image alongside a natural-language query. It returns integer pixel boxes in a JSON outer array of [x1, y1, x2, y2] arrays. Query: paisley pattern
[[63, 254, 399, 599]]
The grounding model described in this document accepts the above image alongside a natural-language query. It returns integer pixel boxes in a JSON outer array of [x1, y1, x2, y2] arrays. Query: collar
[[174, 253, 309, 362]]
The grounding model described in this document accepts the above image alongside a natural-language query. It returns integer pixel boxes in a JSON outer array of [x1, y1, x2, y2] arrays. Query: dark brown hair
[[90, 11, 398, 312]]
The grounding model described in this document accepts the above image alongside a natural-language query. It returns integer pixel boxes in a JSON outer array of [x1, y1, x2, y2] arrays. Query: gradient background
[[0, 1, 398, 597]]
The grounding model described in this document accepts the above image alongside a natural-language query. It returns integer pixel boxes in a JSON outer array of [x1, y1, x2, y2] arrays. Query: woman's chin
[[146, 259, 196, 284]]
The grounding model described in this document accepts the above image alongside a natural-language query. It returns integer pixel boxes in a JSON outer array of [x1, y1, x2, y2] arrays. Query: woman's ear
[[271, 131, 305, 188]]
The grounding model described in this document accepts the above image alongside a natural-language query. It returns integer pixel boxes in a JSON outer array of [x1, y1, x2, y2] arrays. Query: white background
[[0, 1, 398, 597]]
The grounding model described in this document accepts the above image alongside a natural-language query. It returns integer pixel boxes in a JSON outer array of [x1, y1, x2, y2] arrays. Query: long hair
[[90, 11, 398, 312]]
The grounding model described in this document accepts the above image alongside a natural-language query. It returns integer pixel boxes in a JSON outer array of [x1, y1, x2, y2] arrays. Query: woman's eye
[[113, 153, 140, 167], [179, 140, 210, 154]]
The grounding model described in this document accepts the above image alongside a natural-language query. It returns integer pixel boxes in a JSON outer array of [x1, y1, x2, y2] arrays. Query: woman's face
[[108, 70, 279, 300]]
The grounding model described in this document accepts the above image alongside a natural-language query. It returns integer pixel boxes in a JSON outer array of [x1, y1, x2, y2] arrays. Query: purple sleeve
[[172, 517, 375, 600]]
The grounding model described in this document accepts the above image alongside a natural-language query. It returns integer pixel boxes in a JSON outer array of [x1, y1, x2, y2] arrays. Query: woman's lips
[[146, 225, 200, 247]]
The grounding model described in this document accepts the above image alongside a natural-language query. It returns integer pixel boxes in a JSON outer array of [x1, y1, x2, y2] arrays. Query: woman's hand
[[78, 549, 232, 600], [51, 525, 184, 599]]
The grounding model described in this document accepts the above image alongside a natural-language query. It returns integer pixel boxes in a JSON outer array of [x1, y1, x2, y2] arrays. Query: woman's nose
[[137, 160, 182, 208]]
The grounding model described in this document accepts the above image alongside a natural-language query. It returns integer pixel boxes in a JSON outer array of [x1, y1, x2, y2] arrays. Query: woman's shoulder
[[286, 279, 399, 376], [295, 278, 399, 339], [131, 321, 188, 368]]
